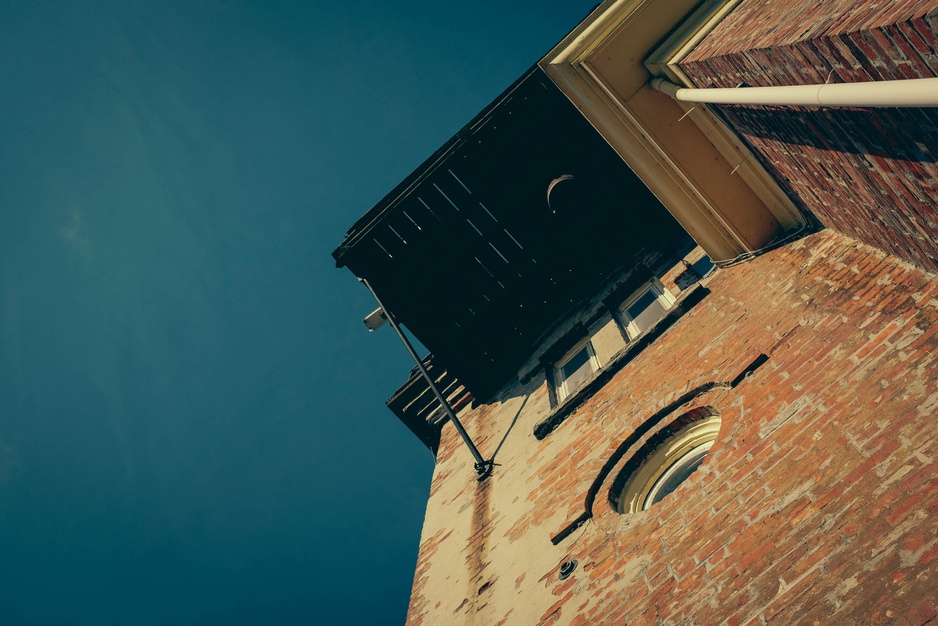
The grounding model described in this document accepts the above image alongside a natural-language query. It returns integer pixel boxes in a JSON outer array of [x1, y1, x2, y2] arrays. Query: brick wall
[[679, 0, 938, 273], [405, 230, 938, 625]]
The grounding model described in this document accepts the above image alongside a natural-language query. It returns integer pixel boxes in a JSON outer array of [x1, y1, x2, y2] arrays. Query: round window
[[614, 411, 721, 513]]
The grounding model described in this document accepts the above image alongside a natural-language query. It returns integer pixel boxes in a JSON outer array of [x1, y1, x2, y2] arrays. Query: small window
[[618, 280, 675, 339], [614, 411, 721, 513], [689, 254, 715, 277], [554, 341, 598, 402]]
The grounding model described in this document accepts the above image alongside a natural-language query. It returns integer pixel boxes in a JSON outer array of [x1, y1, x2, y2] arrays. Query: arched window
[[613, 409, 721, 513]]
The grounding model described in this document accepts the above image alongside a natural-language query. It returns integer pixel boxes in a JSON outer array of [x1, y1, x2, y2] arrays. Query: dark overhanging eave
[[331, 66, 694, 401], [331, 0, 611, 271], [332, 65, 544, 270]]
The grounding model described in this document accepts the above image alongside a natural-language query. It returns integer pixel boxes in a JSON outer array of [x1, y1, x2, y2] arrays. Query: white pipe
[[651, 77, 938, 107]]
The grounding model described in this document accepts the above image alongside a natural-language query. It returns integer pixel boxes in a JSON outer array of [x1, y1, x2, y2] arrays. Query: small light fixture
[[363, 307, 388, 332]]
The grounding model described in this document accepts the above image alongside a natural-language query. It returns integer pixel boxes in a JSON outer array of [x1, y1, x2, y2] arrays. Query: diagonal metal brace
[[360, 277, 493, 481]]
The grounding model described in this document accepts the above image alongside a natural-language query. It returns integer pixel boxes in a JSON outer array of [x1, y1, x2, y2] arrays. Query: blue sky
[[0, 1, 597, 623]]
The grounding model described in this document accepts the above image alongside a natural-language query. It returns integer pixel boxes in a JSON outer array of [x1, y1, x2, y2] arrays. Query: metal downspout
[[650, 76, 938, 107]]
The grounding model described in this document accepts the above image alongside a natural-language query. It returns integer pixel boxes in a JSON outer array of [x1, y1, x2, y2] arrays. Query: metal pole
[[360, 278, 493, 480]]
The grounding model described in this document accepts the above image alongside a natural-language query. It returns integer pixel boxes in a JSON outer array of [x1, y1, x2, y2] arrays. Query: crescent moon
[[547, 175, 575, 213]]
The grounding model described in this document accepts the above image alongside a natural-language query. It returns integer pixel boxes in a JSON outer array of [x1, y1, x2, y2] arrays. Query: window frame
[[553, 339, 600, 403], [617, 279, 676, 340], [616, 414, 722, 513]]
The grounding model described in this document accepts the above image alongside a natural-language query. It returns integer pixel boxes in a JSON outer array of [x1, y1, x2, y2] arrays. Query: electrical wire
[[712, 220, 814, 268]]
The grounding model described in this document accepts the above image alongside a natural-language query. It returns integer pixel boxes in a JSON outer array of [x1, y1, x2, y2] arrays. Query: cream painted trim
[[554, 339, 599, 402], [540, 0, 806, 261], [542, 56, 750, 260], [545, 0, 658, 67], [617, 415, 722, 513], [664, 98, 804, 230], [645, 0, 808, 230], [645, 0, 743, 82], [578, 62, 758, 251], [617, 279, 675, 340]]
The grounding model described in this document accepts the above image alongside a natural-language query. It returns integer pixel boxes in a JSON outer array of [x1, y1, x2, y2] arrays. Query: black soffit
[[334, 67, 690, 401]]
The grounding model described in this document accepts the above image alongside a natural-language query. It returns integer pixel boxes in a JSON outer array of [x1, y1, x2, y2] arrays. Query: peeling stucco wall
[[406, 230, 938, 625]]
